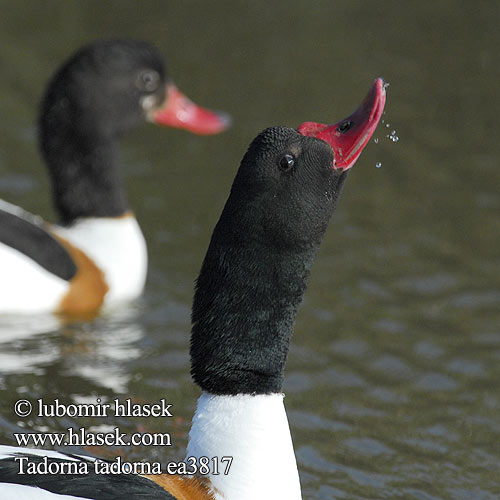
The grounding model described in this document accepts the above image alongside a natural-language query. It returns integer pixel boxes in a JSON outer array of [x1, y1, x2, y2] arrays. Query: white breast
[[186, 392, 302, 500], [0, 242, 68, 314], [52, 216, 147, 307]]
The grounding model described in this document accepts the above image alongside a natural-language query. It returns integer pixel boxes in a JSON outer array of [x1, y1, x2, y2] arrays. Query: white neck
[[186, 392, 302, 500]]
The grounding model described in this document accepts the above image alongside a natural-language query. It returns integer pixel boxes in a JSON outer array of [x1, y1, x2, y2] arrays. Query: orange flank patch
[[143, 475, 216, 500], [52, 234, 109, 317], [115, 210, 135, 219]]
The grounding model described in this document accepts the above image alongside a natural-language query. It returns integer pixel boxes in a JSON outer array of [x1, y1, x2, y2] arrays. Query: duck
[[0, 78, 386, 499], [0, 39, 231, 317]]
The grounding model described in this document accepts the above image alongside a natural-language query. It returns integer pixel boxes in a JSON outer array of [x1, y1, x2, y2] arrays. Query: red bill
[[298, 78, 386, 170], [152, 84, 231, 135]]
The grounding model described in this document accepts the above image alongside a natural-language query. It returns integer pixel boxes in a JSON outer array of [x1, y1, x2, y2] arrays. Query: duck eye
[[337, 121, 353, 134], [279, 154, 295, 170], [137, 71, 160, 92]]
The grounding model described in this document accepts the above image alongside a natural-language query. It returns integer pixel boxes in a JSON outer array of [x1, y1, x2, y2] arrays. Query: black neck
[[40, 129, 128, 225], [190, 126, 351, 396], [190, 219, 321, 396]]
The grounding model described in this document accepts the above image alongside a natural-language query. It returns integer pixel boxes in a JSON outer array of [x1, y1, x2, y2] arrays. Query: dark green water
[[0, 2, 499, 498]]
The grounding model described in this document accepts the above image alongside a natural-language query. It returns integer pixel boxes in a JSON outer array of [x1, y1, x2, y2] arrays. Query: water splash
[[374, 138, 379, 144], [382, 120, 399, 142], [380, 112, 400, 143], [375, 162, 382, 168], [387, 129, 399, 142]]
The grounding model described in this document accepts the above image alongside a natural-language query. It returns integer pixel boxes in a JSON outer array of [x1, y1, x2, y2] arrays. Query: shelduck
[[0, 78, 386, 499], [0, 39, 230, 316]]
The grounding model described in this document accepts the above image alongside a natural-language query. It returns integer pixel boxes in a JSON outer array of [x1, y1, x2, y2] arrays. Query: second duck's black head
[[38, 39, 230, 224], [40, 39, 168, 143]]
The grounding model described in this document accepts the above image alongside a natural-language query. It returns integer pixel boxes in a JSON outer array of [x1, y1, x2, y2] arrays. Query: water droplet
[[387, 129, 399, 142], [386, 123, 390, 128], [374, 138, 379, 144], [375, 162, 382, 168]]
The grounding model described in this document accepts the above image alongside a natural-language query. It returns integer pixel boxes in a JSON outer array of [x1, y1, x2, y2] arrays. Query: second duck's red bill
[[152, 84, 232, 135]]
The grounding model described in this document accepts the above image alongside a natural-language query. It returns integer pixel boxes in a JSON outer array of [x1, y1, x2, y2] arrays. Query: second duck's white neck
[[186, 392, 302, 500]]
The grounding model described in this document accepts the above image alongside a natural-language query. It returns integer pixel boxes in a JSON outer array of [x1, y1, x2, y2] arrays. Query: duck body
[[0, 39, 230, 316], [0, 200, 146, 314], [0, 79, 386, 498], [51, 214, 147, 309]]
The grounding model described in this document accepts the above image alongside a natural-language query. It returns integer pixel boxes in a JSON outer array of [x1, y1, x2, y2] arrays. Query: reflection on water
[[0, 308, 143, 392], [0, 297, 195, 462], [1, 1, 499, 498]]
